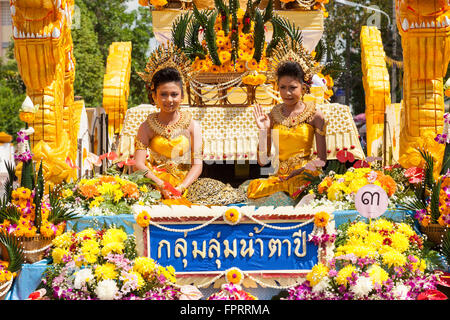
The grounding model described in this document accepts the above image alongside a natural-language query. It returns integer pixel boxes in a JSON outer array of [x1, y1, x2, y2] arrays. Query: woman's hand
[[252, 104, 271, 130], [279, 167, 305, 181]]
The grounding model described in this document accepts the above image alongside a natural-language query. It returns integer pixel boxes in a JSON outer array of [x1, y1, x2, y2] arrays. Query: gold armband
[[134, 139, 148, 150]]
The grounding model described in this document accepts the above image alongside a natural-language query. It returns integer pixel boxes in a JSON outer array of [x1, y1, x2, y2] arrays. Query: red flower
[[417, 289, 447, 300], [336, 149, 355, 163], [353, 159, 370, 168], [404, 167, 424, 184]]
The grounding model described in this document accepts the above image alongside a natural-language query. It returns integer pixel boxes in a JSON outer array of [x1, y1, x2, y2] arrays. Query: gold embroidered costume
[[247, 101, 319, 199], [135, 111, 192, 187]]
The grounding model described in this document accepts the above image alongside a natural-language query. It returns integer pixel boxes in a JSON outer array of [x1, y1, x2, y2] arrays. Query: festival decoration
[[207, 283, 258, 300], [285, 218, 443, 300], [360, 26, 391, 157], [0, 233, 24, 300], [60, 172, 161, 217], [402, 148, 450, 245], [315, 167, 397, 203], [38, 227, 182, 300], [133, 204, 336, 289], [11, 0, 80, 186], [102, 42, 132, 141], [396, 0, 449, 173], [0, 152, 78, 263]]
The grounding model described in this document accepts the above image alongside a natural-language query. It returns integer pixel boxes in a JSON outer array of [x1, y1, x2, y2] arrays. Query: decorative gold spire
[[137, 41, 196, 91], [268, 37, 322, 83]]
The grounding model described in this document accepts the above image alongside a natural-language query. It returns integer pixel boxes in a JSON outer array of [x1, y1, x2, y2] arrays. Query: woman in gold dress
[[134, 67, 203, 199], [247, 60, 327, 200]]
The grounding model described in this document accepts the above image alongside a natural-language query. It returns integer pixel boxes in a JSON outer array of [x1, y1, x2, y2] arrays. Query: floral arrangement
[[139, 0, 168, 8], [60, 171, 161, 217], [0, 233, 24, 298], [315, 167, 397, 203], [207, 283, 258, 300], [285, 218, 444, 300], [309, 210, 336, 262], [39, 227, 182, 300], [0, 186, 67, 238], [223, 208, 241, 225], [188, 5, 269, 86], [1, 130, 78, 239], [401, 147, 450, 230]]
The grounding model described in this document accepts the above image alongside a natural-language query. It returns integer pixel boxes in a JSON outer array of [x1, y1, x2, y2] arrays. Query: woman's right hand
[[252, 104, 271, 130]]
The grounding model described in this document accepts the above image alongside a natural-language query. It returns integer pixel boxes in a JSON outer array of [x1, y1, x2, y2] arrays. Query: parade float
[[1, 0, 450, 301]]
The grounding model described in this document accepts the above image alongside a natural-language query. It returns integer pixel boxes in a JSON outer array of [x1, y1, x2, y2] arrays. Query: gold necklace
[[272, 101, 316, 127], [147, 110, 192, 139]]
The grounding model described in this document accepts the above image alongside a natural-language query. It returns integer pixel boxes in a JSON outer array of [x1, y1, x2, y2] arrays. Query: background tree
[[72, 0, 105, 107], [0, 52, 26, 137]]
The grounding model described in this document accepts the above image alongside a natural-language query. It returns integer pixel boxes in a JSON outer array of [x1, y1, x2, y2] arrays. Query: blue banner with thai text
[[147, 221, 318, 273]]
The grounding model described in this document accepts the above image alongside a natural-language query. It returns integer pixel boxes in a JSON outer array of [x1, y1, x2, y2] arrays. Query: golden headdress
[[138, 41, 196, 91], [268, 37, 322, 83]]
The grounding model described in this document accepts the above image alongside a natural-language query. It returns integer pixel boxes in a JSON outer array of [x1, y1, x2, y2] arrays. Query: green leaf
[[0, 204, 21, 225], [0, 232, 24, 273], [171, 11, 192, 50], [252, 9, 265, 62], [205, 11, 221, 66], [47, 185, 79, 225], [262, 0, 273, 23], [3, 160, 16, 202]]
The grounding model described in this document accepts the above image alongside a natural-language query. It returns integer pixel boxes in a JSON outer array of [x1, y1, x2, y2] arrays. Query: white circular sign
[[354, 184, 389, 219]]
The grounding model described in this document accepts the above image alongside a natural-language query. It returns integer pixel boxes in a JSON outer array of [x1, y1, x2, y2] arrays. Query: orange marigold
[[79, 184, 100, 199], [121, 183, 140, 199]]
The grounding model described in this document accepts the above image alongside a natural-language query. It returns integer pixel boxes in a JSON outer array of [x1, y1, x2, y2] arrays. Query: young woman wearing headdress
[[134, 43, 246, 205], [134, 65, 203, 199], [247, 59, 327, 200]]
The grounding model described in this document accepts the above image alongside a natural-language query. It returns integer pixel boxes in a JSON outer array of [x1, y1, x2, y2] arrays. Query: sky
[[126, 1, 140, 12]]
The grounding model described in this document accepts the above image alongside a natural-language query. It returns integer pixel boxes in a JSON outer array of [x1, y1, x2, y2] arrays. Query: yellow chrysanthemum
[[133, 257, 157, 278], [52, 247, 70, 264], [382, 250, 407, 268], [367, 265, 389, 285], [76, 228, 98, 241], [396, 223, 415, 237], [102, 228, 127, 246], [346, 221, 368, 238], [101, 242, 125, 256], [336, 264, 356, 286], [306, 263, 329, 286], [95, 263, 118, 281], [390, 232, 410, 253], [52, 232, 73, 249]]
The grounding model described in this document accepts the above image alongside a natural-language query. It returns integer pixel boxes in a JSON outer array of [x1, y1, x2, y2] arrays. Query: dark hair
[[276, 61, 306, 84], [147, 67, 184, 103], [276, 61, 310, 93], [151, 67, 183, 91]]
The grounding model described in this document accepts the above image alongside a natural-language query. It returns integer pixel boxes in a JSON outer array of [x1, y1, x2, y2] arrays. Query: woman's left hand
[[279, 168, 305, 181]]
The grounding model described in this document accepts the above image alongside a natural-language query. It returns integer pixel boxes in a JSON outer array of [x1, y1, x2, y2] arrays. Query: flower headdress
[[268, 37, 322, 84], [137, 41, 196, 92]]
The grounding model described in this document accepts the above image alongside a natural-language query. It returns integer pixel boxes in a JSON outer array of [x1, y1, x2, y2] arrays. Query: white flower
[[179, 285, 203, 300], [392, 283, 410, 300], [95, 279, 119, 300], [350, 276, 373, 298], [74, 268, 93, 290], [312, 278, 330, 293]]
